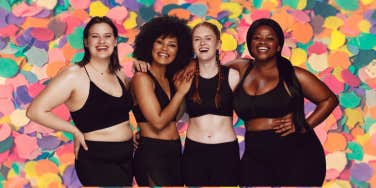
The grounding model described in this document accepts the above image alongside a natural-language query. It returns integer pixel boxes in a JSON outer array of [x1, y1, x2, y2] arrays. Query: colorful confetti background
[[0, 0, 376, 187]]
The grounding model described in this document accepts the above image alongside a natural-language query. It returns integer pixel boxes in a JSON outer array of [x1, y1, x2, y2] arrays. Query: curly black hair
[[133, 16, 193, 79]]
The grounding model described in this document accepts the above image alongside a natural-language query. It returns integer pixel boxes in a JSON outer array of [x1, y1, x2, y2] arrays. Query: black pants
[[182, 138, 240, 186], [133, 136, 183, 186], [240, 129, 326, 186], [75, 140, 133, 186]]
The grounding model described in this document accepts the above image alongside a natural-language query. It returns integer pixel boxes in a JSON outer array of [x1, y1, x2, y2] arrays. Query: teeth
[[158, 52, 168, 57], [258, 47, 268, 50], [199, 48, 209, 52]]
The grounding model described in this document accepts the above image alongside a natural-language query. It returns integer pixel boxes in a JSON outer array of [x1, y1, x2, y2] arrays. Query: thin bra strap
[[83, 65, 91, 80], [115, 74, 127, 91]]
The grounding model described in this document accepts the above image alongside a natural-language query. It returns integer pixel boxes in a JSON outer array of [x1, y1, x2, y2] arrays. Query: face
[[192, 25, 220, 62], [151, 36, 178, 65], [249, 25, 281, 62], [84, 23, 117, 61]]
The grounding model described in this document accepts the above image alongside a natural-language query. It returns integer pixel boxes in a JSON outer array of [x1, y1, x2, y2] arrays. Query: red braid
[[191, 60, 201, 104], [214, 50, 222, 109]]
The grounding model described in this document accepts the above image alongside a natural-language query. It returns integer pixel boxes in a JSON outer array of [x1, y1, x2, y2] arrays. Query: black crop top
[[132, 71, 175, 123], [185, 66, 233, 118], [233, 63, 294, 121], [70, 66, 132, 133]]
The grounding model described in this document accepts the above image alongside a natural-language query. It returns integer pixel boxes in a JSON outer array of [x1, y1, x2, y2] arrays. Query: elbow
[[330, 94, 339, 109], [26, 104, 35, 120]]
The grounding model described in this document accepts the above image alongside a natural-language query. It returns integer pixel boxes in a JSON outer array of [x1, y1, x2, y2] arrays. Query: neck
[[254, 57, 278, 71], [150, 62, 167, 79], [89, 59, 111, 74], [198, 59, 218, 73]]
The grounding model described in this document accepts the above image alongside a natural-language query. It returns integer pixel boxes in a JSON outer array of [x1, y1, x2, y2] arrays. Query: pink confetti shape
[[5, 74, 29, 89], [221, 51, 237, 64], [323, 75, 344, 95], [0, 150, 10, 164], [106, 6, 128, 25], [61, 16, 83, 35], [0, 124, 12, 142], [291, 10, 310, 23], [12, 2, 44, 17], [48, 49, 66, 64], [56, 142, 73, 157], [308, 41, 327, 55], [342, 69, 361, 87], [326, 169, 340, 180], [27, 82, 46, 98], [70, 0, 91, 10], [251, 10, 270, 21], [0, 84, 14, 99], [31, 28, 55, 42], [14, 133, 41, 160], [0, 25, 19, 38], [51, 104, 70, 121], [0, 99, 15, 116]]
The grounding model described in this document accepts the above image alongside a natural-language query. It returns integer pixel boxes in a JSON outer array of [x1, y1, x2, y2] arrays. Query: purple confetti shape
[[33, 9, 52, 18], [15, 85, 33, 104], [0, 112, 3, 118], [58, 36, 67, 48], [6, 14, 25, 25], [0, 8, 8, 28], [350, 163, 373, 181], [63, 165, 82, 188], [0, 38, 7, 50], [370, 24, 376, 34], [304, 101, 316, 115], [234, 126, 245, 135], [33, 40, 49, 51], [217, 11, 230, 20], [16, 28, 34, 46], [122, 0, 141, 11], [37, 135, 61, 150], [239, 141, 245, 158]]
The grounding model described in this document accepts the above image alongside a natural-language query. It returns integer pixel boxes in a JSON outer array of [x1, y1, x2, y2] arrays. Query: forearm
[[151, 92, 186, 130], [27, 109, 79, 134], [306, 96, 338, 128]]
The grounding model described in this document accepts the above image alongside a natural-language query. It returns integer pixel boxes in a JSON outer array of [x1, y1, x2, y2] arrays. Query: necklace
[[90, 63, 105, 76]]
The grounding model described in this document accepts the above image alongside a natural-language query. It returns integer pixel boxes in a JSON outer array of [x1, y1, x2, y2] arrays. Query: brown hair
[[191, 22, 223, 108]]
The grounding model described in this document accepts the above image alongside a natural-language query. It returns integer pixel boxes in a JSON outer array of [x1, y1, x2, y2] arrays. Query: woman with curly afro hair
[[131, 16, 193, 186]]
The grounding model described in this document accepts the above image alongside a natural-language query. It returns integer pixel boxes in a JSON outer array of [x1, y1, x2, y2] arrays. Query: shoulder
[[131, 72, 153, 85], [293, 66, 314, 79], [55, 64, 86, 82]]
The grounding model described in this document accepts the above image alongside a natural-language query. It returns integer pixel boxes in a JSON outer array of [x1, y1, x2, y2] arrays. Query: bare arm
[[26, 66, 88, 157], [223, 58, 250, 72], [131, 72, 191, 131], [228, 68, 240, 91], [295, 67, 339, 128]]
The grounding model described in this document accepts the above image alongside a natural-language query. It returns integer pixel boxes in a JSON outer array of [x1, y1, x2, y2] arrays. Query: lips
[[198, 47, 209, 53], [256, 46, 269, 52], [96, 46, 109, 51], [157, 52, 169, 58]]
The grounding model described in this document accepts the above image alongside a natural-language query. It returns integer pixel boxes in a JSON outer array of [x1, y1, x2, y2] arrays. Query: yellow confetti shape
[[297, 0, 307, 10], [35, 0, 57, 10], [0, 115, 11, 125], [325, 151, 347, 171], [308, 53, 328, 72], [356, 134, 370, 146], [36, 173, 63, 188], [221, 33, 237, 51], [220, 2, 243, 19], [290, 48, 307, 66], [207, 19, 223, 32], [10, 109, 29, 130], [123, 12, 137, 30], [7, 168, 17, 179], [358, 20, 371, 33], [361, 0, 374, 5], [345, 108, 364, 129], [323, 16, 344, 30], [89, 1, 109, 17], [25, 161, 38, 178], [329, 30, 346, 50], [323, 180, 352, 188], [333, 67, 344, 82]]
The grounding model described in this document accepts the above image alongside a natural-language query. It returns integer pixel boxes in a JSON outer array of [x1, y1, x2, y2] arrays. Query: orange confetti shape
[[168, 8, 191, 20], [62, 44, 78, 62], [292, 22, 313, 43], [328, 51, 351, 69], [340, 14, 363, 37], [46, 61, 68, 78], [22, 17, 49, 28], [324, 132, 347, 152], [35, 159, 59, 176]]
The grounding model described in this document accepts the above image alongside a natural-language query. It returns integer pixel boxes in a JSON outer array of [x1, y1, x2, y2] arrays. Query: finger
[[142, 64, 147, 72], [81, 139, 88, 151], [75, 146, 79, 159], [281, 129, 294, 136]]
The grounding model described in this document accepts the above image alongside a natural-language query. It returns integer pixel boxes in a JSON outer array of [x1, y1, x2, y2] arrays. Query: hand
[[133, 131, 140, 149], [173, 60, 196, 82], [132, 60, 150, 73], [174, 72, 194, 95], [272, 117, 295, 136], [73, 130, 88, 159]]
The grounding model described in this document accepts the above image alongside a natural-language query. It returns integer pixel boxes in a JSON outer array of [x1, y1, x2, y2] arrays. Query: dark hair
[[133, 16, 193, 79], [77, 16, 121, 74], [191, 22, 223, 108], [246, 18, 308, 131]]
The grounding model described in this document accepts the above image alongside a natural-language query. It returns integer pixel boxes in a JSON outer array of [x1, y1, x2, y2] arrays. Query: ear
[[114, 38, 118, 47], [217, 40, 221, 50], [277, 45, 281, 52]]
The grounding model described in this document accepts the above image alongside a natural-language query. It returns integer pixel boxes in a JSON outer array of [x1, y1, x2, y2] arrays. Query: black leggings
[[133, 136, 183, 186], [75, 140, 133, 186], [182, 138, 240, 186], [240, 129, 326, 186]]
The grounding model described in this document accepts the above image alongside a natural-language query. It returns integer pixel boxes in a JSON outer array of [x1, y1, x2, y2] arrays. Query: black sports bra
[[185, 66, 233, 118], [233, 63, 294, 121], [70, 66, 132, 133], [132, 71, 175, 123]]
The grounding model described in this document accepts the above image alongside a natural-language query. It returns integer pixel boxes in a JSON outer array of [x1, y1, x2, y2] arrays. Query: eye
[[105, 34, 112, 38], [169, 44, 177, 48], [91, 35, 98, 38]]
